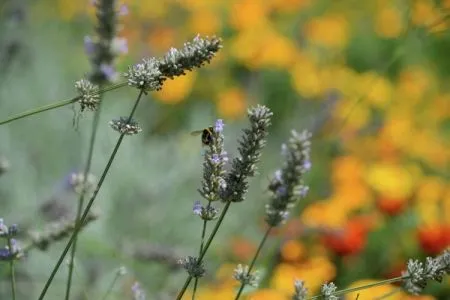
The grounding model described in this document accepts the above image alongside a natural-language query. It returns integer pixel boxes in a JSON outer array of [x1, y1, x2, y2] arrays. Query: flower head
[[131, 282, 146, 300], [233, 264, 260, 287], [179, 256, 205, 278], [125, 58, 163, 93], [292, 279, 308, 300], [109, 117, 142, 135], [321, 282, 338, 300], [214, 119, 224, 133], [75, 79, 100, 112]]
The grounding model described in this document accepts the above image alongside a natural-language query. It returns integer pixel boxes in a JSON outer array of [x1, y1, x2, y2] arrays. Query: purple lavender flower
[[211, 154, 221, 165], [112, 37, 128, 55], [214, 119, 224, 133], [84, 36, 95, 56], [131, 282, 146, 300], [100, 63, 119, 82], [119, 4, 128, 16], [193, 201, 202, 215]]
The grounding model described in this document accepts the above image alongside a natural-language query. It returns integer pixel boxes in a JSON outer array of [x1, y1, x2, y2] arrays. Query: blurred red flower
[[417, 224, 450, 255]]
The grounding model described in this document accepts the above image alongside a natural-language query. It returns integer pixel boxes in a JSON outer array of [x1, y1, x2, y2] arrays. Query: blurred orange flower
[[229, 0, 270, 30], [281, 240, 306, 262], [231, 237, 257, 261], [331, 155, 364, 184], [376, 195, 407, 216], [217, 87, 247, 119], [147, 27, 177, 54], [321, 218, 369, 256]]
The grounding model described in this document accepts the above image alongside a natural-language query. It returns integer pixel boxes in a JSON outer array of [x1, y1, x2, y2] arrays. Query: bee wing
[[190, 130, 203, 136]]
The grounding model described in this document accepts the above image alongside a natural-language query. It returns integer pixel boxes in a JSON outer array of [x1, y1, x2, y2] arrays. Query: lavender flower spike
[[265, 130, 312, 227]]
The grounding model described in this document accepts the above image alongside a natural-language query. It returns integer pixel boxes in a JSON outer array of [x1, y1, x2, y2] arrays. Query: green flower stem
[[7, 238, 16, 300], [38, 89, 145, 300], [234, 226, 272, 300], [308, 276, 406, 300], [176, 201, 232, 300], [64, 91, 104, 300], [101, 271, 122, 300], [192, 201, 212, 300], [0, 82, 126, 126]]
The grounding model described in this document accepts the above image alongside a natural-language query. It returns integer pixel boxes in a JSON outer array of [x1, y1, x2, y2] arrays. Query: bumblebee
[[190, 126, 214, 146]]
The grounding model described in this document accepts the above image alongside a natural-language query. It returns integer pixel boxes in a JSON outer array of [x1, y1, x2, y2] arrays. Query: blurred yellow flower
[[411, 0, 446, 32], [188, 8, 222, 36], [374, 5, 404, 38], [304, 14, 350, 49], [217, 87, 247, 119], [301, 201, 348, 228], [57, 0, 86, 20], [334, 97, 370, 131], [365, 162, 415, 199], [271, 257, 335, 295], [136, 0, 168, 19], [290, 54, 322, 98], [396, 67, 434, 102], [270, 0, 312, 12], [256, 33, 298, 69], [357, 72, 393, 109], [415, 176, 445, 204], [345, 279, 402, 300], [380, 114, 414, 149], [154, 72, 197, 104], [248, 289, 287, 300], [333, 182, 372, 212]]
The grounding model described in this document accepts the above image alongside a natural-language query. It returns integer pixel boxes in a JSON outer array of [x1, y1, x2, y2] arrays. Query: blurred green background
[[0, 0, 450, 299]]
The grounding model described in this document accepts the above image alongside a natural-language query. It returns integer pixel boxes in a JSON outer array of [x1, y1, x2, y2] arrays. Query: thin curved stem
[[0, 97, 79, 125], [100, 271, 122, 300], [64, 91, 104, 300], [0, 81, 126, 126], [176, 201, 232, 300], [7, 238, 16, 300], [38, 89, 144, 300], [234, 226, 272, 300]]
